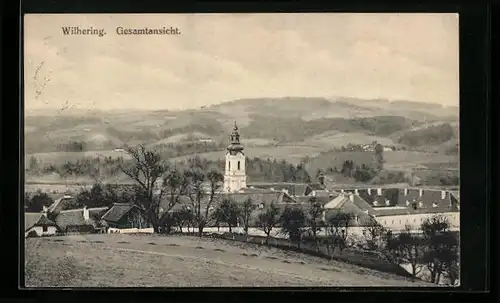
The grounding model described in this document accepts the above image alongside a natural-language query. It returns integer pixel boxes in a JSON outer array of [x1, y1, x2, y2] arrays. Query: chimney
[[441, 190, 446, 200], [367, 188, 372, 195], [354, 189, 359, 195], [42, 205, 48, 217], [83, 206, 89, 221], [349, 194, 354, 202]]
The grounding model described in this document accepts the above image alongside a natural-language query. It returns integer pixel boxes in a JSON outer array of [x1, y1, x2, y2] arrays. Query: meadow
[[24, 234, 429, 287]]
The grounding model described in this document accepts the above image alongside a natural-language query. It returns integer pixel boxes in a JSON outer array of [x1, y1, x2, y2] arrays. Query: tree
[[256, 203, 280, 245], [184, 165, 224, 237], [392, 225, 424, 280], [326, 211, 354, 254], [28, 156, 39, 173], [75, 183, 113, 208], [362, 219, 387, 251], [26, 192, 54, 212], [216, 198, 240, 233], [316, 169, 325, 186], [239, 197, 255, 239], [373, 143, 384, 171], [119, 144, 170, 233], [280, 206, 306, 249], [306, 197, 324, 251], [421, 215, 459, 284]]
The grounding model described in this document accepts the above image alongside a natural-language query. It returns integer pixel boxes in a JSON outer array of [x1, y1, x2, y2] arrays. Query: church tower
[[224, 121, 247, 193]]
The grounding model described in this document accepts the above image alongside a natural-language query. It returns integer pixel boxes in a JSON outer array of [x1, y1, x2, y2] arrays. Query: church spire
[[230, 121, 240, 144], [227, 120, 244, 155]]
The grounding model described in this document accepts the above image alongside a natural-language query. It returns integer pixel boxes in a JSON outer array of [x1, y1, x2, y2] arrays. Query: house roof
[[373, 207, 458, 217], [25, 213, 42, 231], [101, 203, 143, 223], [47, 195, 75, 213], [55, 209, 98, 230], [323, 195, 349, 209], [246, 182, 310, 196], [293, 195, 332, 205], [323, 195, 377, 227], [33, 215, 58, 227], [88, 207, 110, 217], [449, 190, 460, 201]]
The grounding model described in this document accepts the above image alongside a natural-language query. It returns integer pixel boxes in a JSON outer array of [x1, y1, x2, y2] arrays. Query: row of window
[[383, 218, 423, 225]]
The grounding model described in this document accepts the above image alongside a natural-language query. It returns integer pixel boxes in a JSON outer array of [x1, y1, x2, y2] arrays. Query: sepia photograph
[[23, 13, 460, 288]]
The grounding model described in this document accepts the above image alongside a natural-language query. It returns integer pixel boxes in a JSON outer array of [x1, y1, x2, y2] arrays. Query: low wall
[[108, 227, 154, 234]]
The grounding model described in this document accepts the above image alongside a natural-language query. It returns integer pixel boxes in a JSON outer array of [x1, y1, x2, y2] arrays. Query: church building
[[224, 122, 247, 193]]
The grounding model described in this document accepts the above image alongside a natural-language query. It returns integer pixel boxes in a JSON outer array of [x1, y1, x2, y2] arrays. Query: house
[[101, 203, 150, 229], [322, 194, 377, 227], [55, 206, 108, 233], [25, 209, 58, 237]]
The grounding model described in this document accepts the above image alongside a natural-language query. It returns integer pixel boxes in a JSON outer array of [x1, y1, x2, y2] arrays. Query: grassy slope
[[25, 234, 429, 287]]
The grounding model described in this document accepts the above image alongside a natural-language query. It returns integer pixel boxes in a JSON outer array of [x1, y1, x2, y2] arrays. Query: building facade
[[224, 122, 247, 193]]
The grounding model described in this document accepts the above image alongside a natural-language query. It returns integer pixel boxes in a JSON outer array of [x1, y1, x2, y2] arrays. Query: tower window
[[237, 161, 240, 170], [228, 161, 231, 170]]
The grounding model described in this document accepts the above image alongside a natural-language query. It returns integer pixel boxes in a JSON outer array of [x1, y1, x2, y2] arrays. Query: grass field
[[307, 151, 458, 173], [24, 234, 428, 287]]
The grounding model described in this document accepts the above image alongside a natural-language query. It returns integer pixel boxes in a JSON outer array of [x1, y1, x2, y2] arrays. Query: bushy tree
[[256, 203, 280, 245], [215, 198, 240, 233], [373, 143, 384, 171], [25, 192, 54, 212], [280, 206, 306, 249]]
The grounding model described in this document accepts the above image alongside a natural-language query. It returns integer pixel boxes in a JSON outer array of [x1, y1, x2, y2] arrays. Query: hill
[[25, 234, 428, 287], [25, 97, 459, 182]]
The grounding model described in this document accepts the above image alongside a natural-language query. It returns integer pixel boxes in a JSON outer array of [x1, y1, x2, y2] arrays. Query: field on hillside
[[307, 151, 458, 173], [25, 234, 428, 287], [26, 146, 325, 167]]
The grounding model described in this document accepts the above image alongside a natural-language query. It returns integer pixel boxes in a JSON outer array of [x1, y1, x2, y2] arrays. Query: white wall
[[25, 226, 57, 237], [375, 212, 460, 232], [224, 153, 247, 192], [108, 227, 154, 234]]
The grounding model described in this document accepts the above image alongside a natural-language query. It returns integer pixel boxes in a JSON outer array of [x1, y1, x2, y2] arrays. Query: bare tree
[[362, 219, 387, 251], [239, 197, 256, 240], [306, 197, 324, 251], [256, 203, 280, 245], [119, 144, 169, 233], [421, 215, 459, 284], [326, 211, 354, 255], [392, 225, 424, 281], [184, 165, 224, 237]]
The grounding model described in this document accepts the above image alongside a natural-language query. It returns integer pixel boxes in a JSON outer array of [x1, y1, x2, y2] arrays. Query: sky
[[24, 13, 459, 111]]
